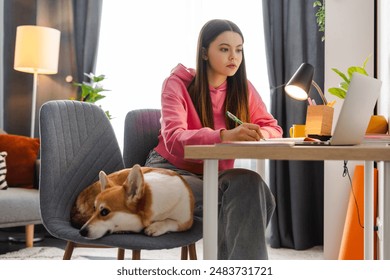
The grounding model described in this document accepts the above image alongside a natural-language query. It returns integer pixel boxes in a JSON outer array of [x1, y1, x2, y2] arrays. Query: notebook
[[296, 73, 382, 146]]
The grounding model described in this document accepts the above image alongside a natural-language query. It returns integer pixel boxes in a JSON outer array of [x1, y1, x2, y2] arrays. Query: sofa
[[0, 131, 41, 247]]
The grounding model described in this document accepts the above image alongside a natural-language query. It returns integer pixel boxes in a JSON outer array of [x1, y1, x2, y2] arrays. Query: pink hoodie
[[154, 64, 283, 174]]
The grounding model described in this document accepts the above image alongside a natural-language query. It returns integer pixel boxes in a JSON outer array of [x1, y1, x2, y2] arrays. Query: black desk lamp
[[285, 63, 328, 105]]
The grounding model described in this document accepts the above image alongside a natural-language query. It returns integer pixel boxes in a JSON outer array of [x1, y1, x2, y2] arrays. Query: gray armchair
[[123, 109, 161, 167], [0, 188, 40, 247], [39, 101, 202, 260], [123, 109, 202, 259]]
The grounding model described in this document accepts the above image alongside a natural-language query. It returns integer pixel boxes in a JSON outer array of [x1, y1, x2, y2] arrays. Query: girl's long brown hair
[[188, 19, 250, 129]]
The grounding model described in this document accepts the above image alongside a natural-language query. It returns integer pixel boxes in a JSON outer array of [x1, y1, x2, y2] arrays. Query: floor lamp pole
[[30, 71, 38, 138]]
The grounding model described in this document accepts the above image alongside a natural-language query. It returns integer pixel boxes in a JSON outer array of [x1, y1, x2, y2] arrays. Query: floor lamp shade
[[14, 25, 60, 74], [14, 25, 61, 138]]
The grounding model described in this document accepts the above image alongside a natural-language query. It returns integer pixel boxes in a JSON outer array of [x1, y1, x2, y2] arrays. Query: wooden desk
[[184, 143, 390, 260]]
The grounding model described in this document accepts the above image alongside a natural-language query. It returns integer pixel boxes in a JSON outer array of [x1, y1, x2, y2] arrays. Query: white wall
[[377, 0, 390, 259], [324, 0, 375, 259], [377, 1, 390, 120]]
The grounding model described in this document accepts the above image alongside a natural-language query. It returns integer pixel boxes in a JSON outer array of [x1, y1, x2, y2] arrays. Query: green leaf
[[340, 81, 349, 91], [328, 87, 347, 99], [93, 75, 106, 83], [331, 68, 349, 84], [73, 72, 113, 119], [105, 111, 112, 120], [327, 54, 372, 100], [84, 73, 95, 80], [73, 82, 83, 87], [347, 66, 368, 78], [362, 54, 372, 69], [313, 1, 322, 8]]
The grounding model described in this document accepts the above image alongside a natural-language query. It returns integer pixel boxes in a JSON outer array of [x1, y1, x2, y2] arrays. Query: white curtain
[[96, 0, 269, 152]]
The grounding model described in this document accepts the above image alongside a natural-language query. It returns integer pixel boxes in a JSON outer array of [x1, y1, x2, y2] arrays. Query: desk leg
[[203, 159, 218, 260], [364, 161, 374, 260], [383, 162, 390, 259]]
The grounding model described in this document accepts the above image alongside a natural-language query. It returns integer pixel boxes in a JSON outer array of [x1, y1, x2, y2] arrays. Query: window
[[96, 0, 270, 151]]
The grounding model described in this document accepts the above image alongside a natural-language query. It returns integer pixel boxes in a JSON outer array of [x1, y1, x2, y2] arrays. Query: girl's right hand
[[220, 123, 263, 142]]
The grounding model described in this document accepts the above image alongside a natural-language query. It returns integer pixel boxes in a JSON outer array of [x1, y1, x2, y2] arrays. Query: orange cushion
[[0, 134, 40, 187]]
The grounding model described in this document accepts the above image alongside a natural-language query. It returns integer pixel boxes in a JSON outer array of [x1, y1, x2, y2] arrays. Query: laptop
[[296, 73, 382, 146]]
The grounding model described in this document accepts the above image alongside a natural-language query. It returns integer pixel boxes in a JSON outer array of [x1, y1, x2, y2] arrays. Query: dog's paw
[[144, 223, 167, 236], [145, 220, 179, 236]]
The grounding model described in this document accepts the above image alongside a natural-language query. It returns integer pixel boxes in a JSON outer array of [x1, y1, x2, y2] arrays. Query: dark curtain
[[3, 0, 102, 137], [262, 0, 325, 249], [71, 0, 103, 86], [3, 0, 37, 136]]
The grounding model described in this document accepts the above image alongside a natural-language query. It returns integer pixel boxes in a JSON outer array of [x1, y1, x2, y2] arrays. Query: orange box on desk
[[305, 105, 334, 136]]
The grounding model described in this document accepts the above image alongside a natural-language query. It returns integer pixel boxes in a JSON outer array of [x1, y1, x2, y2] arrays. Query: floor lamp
[[14, 25, 61, 138]]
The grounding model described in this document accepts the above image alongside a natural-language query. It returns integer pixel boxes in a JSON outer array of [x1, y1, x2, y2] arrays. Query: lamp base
[[8, 234, 44, 243]]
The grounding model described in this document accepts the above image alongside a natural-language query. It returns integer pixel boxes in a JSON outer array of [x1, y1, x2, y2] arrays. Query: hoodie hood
[[170, 63, 195, 85]]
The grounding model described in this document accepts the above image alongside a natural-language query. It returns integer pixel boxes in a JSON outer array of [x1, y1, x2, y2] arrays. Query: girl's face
[[205, 31, 243, 88]]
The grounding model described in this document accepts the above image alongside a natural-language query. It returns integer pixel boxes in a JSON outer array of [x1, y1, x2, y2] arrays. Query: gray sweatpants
[[145, 150, 275, 260]]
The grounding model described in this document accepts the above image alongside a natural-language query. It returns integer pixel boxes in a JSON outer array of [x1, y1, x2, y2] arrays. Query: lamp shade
[[14, 25, 61, 74], [285, 63, 314, 101]]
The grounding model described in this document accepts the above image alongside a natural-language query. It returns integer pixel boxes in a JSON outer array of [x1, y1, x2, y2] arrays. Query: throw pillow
[[0, 134, 40, 188], [0, 151, 7, 190]]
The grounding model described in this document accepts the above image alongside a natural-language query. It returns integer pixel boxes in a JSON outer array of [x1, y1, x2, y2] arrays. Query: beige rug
[[0, 241, 324, 260], [0, 247, 87, 260]]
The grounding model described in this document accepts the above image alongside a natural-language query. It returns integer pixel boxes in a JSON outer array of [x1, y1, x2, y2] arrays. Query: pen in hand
[[226, 111, 243, 125], [226, 111, 266, 141]]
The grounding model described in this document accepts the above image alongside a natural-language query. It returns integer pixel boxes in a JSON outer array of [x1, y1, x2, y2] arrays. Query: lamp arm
[[311, 80, 328, 105], [271, 83, 286, 90]]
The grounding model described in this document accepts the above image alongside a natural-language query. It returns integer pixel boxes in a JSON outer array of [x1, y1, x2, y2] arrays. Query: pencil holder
[[305, 105, 334, 136]]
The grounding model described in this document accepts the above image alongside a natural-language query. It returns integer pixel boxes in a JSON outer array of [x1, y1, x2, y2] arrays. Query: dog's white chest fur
[[145, 172, 191, 223]]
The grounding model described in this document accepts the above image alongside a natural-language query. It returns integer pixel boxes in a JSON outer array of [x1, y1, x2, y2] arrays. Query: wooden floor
[[0, 225, 324, 260]]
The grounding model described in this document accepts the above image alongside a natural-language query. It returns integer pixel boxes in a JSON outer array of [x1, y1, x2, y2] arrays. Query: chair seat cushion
[[48, 217, 203, 250], [0, 188, 41, 227]]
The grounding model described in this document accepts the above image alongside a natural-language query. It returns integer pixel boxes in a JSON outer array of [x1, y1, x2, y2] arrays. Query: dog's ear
[[124, 164, 144, 200], [99, 171, 109, 191]]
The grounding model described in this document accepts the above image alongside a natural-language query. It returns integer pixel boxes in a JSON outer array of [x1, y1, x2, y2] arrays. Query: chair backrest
[[39, 100, 124, 230], [123, 109, 161, 167]]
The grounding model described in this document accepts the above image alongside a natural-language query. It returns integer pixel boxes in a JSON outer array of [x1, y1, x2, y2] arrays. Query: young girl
[[145, 19, 282, 259]]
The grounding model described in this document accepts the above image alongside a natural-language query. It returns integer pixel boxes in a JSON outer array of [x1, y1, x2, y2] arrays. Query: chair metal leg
[[63, 241, 75, 260], [181, 246, 188, 260], [25, 224, 34, 247], [132, 250, 141, 260], [117, 248, 125, 260]]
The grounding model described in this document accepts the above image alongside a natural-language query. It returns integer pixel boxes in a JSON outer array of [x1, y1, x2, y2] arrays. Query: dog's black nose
[[79, 227, 89, 237]]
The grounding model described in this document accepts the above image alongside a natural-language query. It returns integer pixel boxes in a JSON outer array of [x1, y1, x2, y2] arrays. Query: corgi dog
[[70, 164, 194, 239]]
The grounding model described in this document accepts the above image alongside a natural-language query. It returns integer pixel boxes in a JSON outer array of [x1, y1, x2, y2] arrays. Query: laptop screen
[[330, 73, 382, 145]]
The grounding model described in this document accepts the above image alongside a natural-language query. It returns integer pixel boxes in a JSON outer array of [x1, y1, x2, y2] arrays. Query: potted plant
[[313, 1, 325, 42], [327, 55, 371, 99], [328, 55, 388, 134], [73, 73, 112, 119]]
